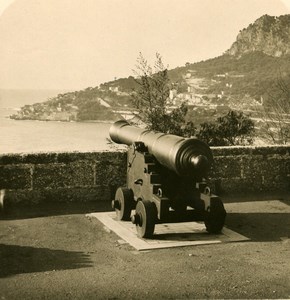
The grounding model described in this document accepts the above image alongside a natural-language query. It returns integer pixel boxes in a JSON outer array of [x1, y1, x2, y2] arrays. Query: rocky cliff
[[227, 14, 290, 57]]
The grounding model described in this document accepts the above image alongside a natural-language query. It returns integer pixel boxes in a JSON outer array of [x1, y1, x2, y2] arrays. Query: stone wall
[[0, 151, 127, 208], [0, 146, 290, 208], [210, 146, 290, 197]]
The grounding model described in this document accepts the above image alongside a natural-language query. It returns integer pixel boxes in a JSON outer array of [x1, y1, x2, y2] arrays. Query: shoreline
[[7, 115, 115, 124]]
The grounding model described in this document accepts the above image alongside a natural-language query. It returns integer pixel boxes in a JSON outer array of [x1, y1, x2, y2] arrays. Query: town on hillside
[[10, 14, 290, 144]]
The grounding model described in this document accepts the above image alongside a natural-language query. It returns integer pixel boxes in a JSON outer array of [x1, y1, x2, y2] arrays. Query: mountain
[[227, 14, 290, 57], [11, 14, 290, 123], [89, 14, 290, 103]]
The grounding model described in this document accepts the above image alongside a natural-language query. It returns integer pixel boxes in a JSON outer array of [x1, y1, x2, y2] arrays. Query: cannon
[[110, 120, 226, 238]]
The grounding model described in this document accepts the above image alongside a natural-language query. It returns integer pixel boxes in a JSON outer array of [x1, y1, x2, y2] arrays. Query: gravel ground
[[1, 200, 290, 300]]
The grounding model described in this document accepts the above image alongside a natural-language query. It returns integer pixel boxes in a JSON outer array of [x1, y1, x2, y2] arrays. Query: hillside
[[187, 51, 290, 100], [11, 14, 290, 124], [10, 87, 133, 122]]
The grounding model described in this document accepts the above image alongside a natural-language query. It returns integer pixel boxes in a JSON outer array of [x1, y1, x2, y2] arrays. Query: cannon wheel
[[114, 187, 134, 221], [135, 200, 157, 238], [204, 206, 226, 234]]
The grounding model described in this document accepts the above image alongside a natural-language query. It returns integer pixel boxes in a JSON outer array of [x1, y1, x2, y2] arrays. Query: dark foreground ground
[[1, 199, 290, 300]]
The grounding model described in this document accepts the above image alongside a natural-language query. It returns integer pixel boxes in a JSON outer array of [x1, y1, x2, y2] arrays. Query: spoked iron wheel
[[112, 187, 134, 221], [131, 200, 157, 238]]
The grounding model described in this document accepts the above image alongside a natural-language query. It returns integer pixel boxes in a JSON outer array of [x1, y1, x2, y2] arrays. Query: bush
[[197, 110, 255, 146]]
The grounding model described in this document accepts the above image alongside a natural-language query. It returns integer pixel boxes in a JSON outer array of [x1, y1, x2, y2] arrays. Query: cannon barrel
[[109, 120, 213, 177]]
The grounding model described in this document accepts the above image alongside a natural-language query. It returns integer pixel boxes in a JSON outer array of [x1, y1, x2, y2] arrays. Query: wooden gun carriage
[[110, 120, 226, 238]]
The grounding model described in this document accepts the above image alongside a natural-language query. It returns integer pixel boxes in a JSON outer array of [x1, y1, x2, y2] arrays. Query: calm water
[[0, 89, 123, 154]]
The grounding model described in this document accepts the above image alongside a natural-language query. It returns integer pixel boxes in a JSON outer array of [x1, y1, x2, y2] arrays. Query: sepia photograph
[[1, 0, 290, 299]]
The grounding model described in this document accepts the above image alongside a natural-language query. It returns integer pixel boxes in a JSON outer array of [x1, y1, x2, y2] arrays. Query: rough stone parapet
[[0, 146, 289, 208], [210, 145, 290, 195], [0, 150, 127, 207]]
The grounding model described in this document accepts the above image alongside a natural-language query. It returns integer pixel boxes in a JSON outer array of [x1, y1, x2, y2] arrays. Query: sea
[[0, 89, 123, 154]]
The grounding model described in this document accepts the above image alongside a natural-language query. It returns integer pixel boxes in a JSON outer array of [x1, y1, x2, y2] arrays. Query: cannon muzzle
[[109, 120, 213, 177]]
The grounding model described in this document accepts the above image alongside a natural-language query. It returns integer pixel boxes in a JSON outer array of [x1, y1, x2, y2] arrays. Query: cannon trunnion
[[110, 120, 226, 238]]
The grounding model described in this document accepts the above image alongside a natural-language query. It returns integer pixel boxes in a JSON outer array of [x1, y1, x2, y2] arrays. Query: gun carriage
[[110, 120, 226, 238]]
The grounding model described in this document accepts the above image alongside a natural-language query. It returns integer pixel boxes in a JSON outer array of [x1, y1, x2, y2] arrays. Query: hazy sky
[[0, 0, 289, 90]]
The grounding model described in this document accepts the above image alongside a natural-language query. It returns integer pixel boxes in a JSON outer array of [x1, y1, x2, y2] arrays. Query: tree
[[132, 52, 195, 136], [197, 110, 255, 146], [257, 74, 290, 144]]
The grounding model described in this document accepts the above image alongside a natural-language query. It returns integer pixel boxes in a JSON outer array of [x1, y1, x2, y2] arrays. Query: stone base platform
[[88, 211, 249, 251]]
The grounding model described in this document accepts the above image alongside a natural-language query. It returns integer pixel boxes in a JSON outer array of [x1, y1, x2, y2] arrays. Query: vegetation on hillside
[[179, 52, 290, 101]]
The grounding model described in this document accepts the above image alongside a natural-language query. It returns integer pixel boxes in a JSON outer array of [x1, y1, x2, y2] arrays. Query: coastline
[[7, 115, 116, 124]]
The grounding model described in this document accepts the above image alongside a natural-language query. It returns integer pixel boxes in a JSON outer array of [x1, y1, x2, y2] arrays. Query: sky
[[0, 0, 289, 90]]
